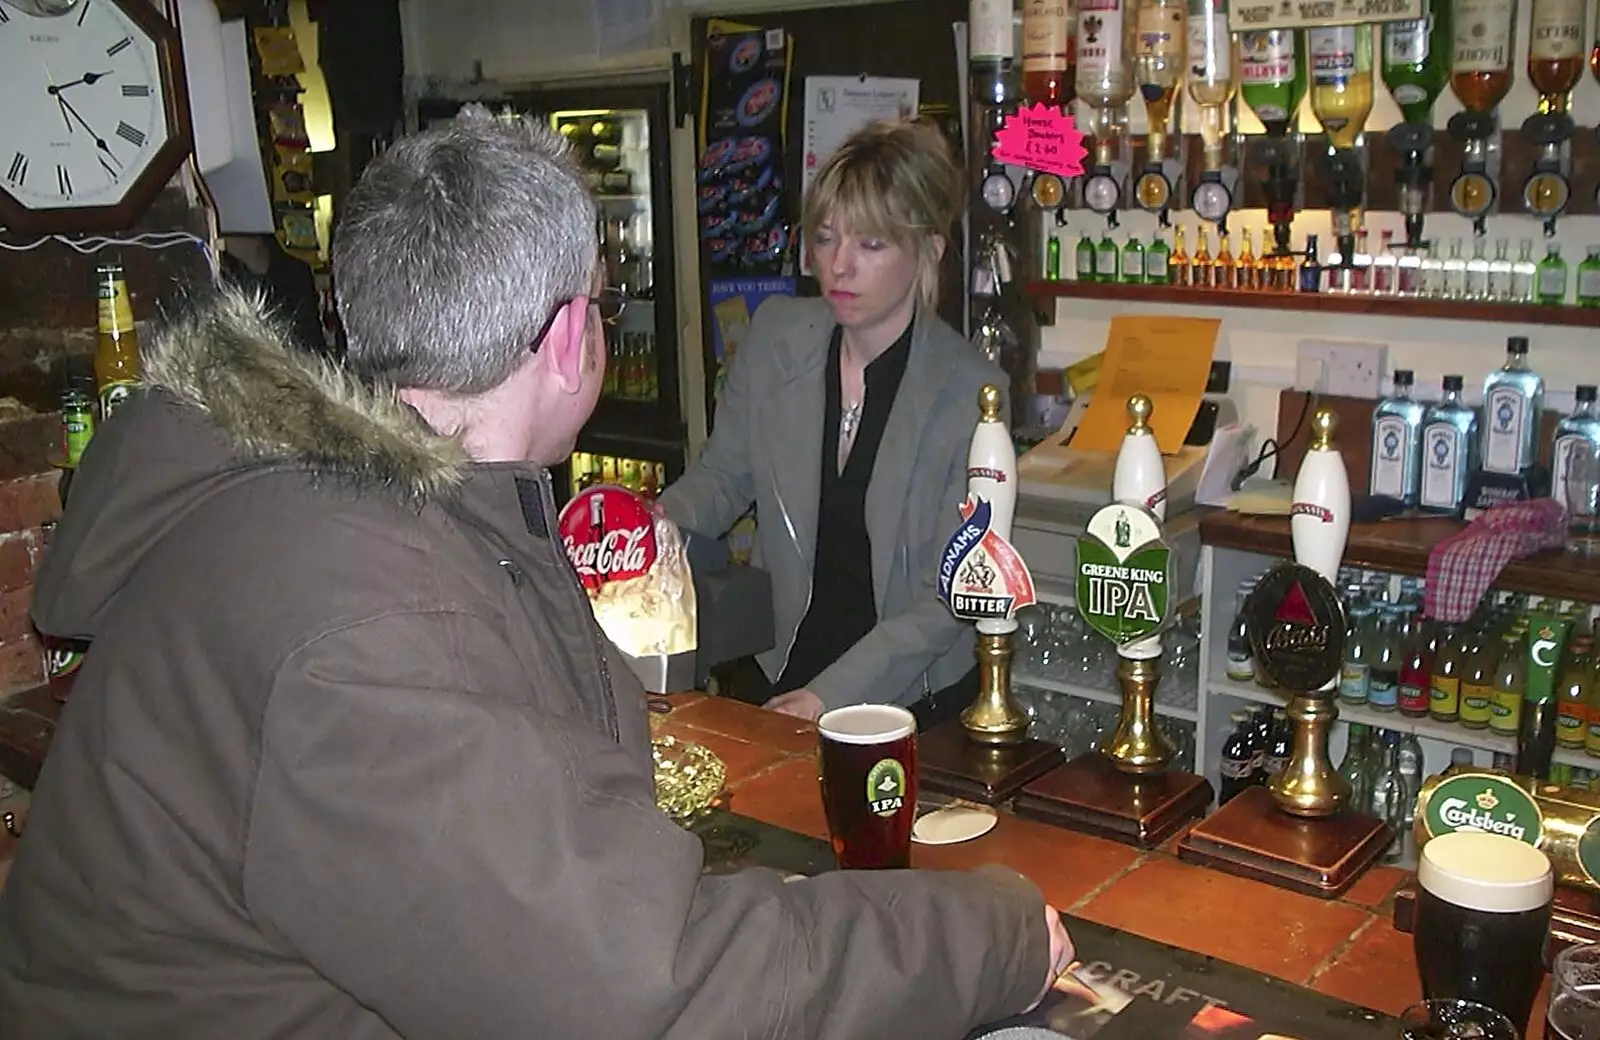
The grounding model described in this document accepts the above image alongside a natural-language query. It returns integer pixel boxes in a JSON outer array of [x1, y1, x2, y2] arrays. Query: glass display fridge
[[514, 83, 689, 507]]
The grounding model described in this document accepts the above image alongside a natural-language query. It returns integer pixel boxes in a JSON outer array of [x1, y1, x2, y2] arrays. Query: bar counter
[[652, 693, 1559, 1038]]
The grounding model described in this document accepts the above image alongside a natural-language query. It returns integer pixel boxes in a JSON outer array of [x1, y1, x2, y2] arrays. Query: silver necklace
[[840, 400, 864, 442]]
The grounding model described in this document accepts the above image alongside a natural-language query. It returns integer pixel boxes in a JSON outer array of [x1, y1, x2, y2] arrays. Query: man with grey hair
[[0, 111, 1068, 1038]]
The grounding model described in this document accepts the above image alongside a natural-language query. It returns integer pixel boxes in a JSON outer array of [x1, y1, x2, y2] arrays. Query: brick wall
[[0, 186, 211, 694]]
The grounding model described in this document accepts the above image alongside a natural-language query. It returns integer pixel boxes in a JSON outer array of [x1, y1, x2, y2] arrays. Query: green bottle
[[1576, 246, 1600, 308], [1381, 0, 1450, 125], [1076, 232, 1097, 282], [1046, 236, 1063, 281], [1096, 233, 1120, 284], [1120, 236, 1145, 284], [1536, 244, 1569, 305], [1239, 30, 1306, 135], [1145, 234, 1171, 284]]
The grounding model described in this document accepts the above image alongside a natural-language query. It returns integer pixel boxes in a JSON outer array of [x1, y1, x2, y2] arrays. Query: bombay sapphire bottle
[[1480, 336, 1545, 476], [1370, 369, 1426, 504], [1553, 385, 1600, 501], [1419, 374, 1478, 513]]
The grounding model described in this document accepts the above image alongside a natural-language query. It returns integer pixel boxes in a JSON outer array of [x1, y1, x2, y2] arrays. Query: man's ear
[[542, 296, 588, 394]]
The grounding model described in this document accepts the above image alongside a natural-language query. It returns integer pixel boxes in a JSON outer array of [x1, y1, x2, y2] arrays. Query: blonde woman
[[661, 118, 1002, 723]]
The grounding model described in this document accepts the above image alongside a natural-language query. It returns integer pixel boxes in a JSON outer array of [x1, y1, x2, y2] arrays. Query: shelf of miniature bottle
[[1200, 512, 1600, 605], [1024, 280, 1600, 330], [1016, 670, 1201, 723], [1205, 676, 1592, 769]]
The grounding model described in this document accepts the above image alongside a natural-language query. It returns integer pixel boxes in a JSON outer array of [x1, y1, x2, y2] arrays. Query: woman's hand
[[763, 689, 825, 721]]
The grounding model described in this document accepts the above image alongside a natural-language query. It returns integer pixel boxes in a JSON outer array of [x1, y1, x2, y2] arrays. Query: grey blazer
[[660, 295, 1005, 710]]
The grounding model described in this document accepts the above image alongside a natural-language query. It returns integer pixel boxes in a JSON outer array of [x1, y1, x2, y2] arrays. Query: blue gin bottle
[[1370, 369, 1426, 504], [1419, 375, 1478, 513], [1480, 336, 1544, 476]]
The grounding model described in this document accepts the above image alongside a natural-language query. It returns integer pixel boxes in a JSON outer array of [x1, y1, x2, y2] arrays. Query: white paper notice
[[799, 75, 920, 275]]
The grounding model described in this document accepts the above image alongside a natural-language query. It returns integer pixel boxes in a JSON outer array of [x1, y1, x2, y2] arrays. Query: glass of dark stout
[[1413, 830, 1553, 1031], [816, 704, 917, 869], [1547, 944, 1600, 1040], [1398, 999, 1517, 1040]]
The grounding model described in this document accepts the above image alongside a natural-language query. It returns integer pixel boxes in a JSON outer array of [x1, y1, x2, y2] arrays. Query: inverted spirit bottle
[[1371, 368, 1426, 504], [1133, 0, 1187, 182], [1186, 0, 1236, 169], [1383, 0, 1452, 123], [1077, 0, 1138, 169], [1023, 0, 1077, 107], [1419, 374, 1478, 512], [1481, 335, 1544, 475], [1451, 0, 1518, 114], [1553, 384, 1600, 500], [1308, 25, 1374, 150], [1239, 30, 1304, 134], [1527, 0, 1585, 112]]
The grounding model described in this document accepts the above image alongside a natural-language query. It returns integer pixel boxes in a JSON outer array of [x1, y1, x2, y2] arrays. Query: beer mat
[[914, 805, 999, 845], [690, 812, 1395, 1040]]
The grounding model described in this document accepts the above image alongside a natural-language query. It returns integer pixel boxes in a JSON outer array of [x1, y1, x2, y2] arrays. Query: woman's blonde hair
[[800, 118, 964, 311]]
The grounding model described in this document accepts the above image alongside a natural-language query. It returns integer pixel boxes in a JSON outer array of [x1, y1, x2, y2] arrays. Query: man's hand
[[763, 688, 825, 721], [1024, 905, 1076, 1013]]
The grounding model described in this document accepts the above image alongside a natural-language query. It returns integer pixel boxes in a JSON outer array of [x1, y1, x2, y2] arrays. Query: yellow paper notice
[[1071, 316, 1220, 455]]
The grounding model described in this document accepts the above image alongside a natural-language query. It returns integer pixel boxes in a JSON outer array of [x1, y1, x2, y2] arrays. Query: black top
[[777, 323, 913, 694]]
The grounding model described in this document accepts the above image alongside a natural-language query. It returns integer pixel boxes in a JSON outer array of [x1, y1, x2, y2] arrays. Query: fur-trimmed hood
[[33, 286, 470, 641], [144, 285, 466, 499]]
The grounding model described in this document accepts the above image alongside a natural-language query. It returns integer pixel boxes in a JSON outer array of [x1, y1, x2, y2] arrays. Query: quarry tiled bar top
[[652, 693, 1559, 1037]]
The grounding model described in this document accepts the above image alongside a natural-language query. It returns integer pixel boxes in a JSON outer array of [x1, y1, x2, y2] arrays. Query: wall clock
[[0, 0, 193, 236]]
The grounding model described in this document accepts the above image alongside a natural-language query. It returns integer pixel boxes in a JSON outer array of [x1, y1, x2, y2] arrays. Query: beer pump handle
[[969, 385, 1021, 637], [1112, 394, 1167, 522], [1289, 410, 1351, 588], [1113, 394, 1165, 661]]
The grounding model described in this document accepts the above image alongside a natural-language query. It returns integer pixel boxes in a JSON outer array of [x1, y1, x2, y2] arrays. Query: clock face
[[0, 0, 172, 212]]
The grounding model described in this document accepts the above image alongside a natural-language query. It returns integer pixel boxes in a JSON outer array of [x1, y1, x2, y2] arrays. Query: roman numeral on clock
[[0, 6, 10, 23], [122, 84, 150, 98], [6, 153, 26, 187], [77, 0, 91, 26], [116, 122, 146, 148], [57, 165, 73, 198], [107, 36, 132, 57]]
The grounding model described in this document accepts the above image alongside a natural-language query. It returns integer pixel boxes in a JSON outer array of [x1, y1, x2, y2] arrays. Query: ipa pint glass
[[1414, 831, 1553, 1030], [817, 704, 917, 869]]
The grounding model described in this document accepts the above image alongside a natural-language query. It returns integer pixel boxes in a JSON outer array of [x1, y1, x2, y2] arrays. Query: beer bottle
[[94, 261, 142, 420], [1459, 627, 1496, 729], [1429, 622, 1466, 722], [1488, 630, 1526, 736], [1556, 635, 1592, 749]]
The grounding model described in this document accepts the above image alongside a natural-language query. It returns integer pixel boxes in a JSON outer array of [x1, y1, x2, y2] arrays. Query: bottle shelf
[[1206, 676, 1593, 770], [1025, 279, 1600, 330], [1017, 670, 1201, 722]]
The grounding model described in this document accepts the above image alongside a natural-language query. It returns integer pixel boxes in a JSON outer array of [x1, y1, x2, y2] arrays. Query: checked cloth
[[1424, 499, 1568, 623]]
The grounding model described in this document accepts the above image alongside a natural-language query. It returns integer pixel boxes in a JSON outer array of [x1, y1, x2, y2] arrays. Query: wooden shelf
[[1025, 279, 1600, 330], [1199, 510, 1600, 604]]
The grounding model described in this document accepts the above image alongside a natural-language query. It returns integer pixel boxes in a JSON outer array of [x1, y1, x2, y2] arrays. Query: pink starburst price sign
[[991, 103, 1088, 179]]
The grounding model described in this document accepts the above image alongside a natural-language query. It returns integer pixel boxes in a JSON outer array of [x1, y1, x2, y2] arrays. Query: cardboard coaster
[[913, 805, 999, 845]]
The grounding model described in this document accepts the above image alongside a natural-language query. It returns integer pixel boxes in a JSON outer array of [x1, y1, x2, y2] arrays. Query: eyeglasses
[[532, 287, 628, 351]]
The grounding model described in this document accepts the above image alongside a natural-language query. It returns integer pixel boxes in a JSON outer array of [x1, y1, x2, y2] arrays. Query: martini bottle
[[1186, 0, 1237, 167], [1382, 0, 1451, 123], [1239, 29, 1305, 134]]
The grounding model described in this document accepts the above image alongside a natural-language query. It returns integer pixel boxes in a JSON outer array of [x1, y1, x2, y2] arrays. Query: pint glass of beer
[[1547, 944, 1600, 1039], [817, 704, 917, 869], [1414, 831, 1554, 1030]]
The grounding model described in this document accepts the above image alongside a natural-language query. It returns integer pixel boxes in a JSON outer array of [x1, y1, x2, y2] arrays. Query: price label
[[991, 102, 1089, 180]]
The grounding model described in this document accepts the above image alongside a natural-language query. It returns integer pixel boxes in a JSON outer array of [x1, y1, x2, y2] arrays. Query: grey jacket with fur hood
[[0, 288, 1048, 1039]]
